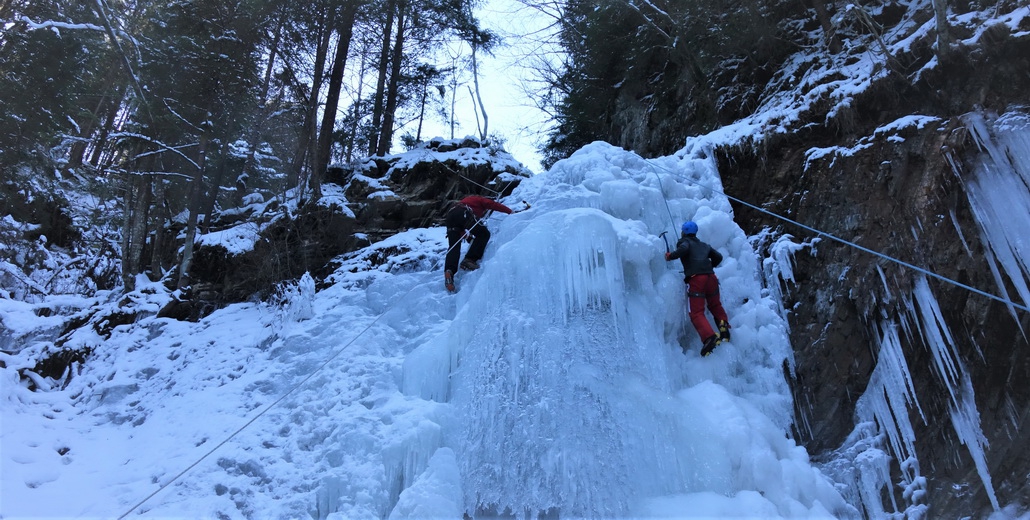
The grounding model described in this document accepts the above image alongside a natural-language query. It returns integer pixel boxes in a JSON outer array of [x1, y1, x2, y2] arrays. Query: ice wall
[[402, 142, 852, 518]]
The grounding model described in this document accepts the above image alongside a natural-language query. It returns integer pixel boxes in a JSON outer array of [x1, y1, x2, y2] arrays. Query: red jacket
[[460, 195, 512, 218]]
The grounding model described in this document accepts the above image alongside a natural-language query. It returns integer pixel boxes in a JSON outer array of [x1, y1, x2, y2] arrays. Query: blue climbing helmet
[[681, 221, 698, 235]]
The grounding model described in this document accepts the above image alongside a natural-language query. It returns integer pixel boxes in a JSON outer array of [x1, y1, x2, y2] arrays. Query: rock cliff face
[[717, 30, 1030, 516], [173, 138, 528, 319]]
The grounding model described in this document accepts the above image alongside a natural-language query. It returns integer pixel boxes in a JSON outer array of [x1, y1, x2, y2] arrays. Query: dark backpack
[[442, 201, 472, 230]]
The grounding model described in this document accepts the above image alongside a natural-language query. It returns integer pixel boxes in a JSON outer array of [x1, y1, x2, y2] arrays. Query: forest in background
[[1, 0, 506, 295], [541, 0, 988, 162], [4, 0, 1030, 515], [1, 0, 981, 300]]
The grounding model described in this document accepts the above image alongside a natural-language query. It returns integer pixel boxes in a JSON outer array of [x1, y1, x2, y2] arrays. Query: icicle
[[912, 278, 959, 396], [910, 275, 999, 510], [819, 421, 893, 518], [948, 373, 999, 510], [948, 209, 973, 258], [1005, 394, 1019, 431], [875, 264, 892, 303], [274, 272, 316, 327], [750, 229, 819, 327], [850, 319, 923, 514], [955, 110, 1030, 321], [851, 275, 1003, 514]]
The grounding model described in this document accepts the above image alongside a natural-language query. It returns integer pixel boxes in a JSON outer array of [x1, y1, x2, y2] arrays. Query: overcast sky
[[416, 0, 558, 172]]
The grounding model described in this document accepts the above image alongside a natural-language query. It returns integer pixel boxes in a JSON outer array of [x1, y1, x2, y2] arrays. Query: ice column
[[910, 276, 998, 510], [955, 110, 1030, 319], [850, 319, 925, 516]]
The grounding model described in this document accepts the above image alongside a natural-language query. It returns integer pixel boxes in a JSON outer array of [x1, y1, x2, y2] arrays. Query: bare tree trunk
[[65, 100, 110, 176], [149, 170, 169, 279], [470, 43, 488, 140], [234, 17, 283, 206], [467, 85, 481, 137], [288, 6, 335, 189], [368, 0, 397, 156], [65, 53, 128, 177], [96, 0, 158, 289], [346, 49, 368, 162], [376, 0, 407, 156], [932, 0, 952, 61], [416, 81, 427, 142], [261, 11, 285, 106], [449, 76, 457, 139], [850, 6, 904, 75], [200, 141, 230, 234], [93, 0, 149, 119], [177, 127, 209, 290], [808, 0, 842, 54], [119, 174, 137, 291], [96, 107, 132, 173], [312, 1, 359, 200], [135, 174, 152, 276], [89, 84, 126, 167], [120, 150, 152, 291]]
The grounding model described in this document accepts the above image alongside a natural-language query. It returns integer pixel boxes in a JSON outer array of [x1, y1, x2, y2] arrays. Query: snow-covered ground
[[5, 122, 1030, 519], [4, 141, 857, 519], [4, 3, 1030, 518]]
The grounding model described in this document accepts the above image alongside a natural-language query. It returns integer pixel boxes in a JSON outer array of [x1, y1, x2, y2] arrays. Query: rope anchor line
[[117, 227, 478, 519], [645, 157, 1030, 314], [121, 150, 522, 516]]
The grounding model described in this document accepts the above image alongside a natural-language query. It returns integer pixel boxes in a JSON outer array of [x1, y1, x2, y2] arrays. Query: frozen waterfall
[[400, 142, 851, 518], [2, 141, 855, 519]]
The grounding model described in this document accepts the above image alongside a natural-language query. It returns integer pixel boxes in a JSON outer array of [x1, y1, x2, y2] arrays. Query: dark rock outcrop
[[719, 28, 1030, 517], [171, 139, 529, 319]]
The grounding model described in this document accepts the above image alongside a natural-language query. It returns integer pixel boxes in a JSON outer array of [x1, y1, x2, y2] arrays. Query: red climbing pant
[[686, 273, 729, 341]]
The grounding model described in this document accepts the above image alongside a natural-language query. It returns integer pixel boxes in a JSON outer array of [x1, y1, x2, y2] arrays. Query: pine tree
[[0, 1, 115, 168], [540, 0, 804, 165]]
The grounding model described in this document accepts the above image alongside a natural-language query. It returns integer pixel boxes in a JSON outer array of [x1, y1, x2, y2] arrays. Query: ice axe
[[659, 231, 671, 253]]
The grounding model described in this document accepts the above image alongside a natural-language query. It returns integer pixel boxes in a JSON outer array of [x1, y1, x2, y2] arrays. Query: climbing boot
[[460, 259, 480, 271], [717, 320, 731, 342], [700, 335, 719, 357], [444, 270, 455, 293]]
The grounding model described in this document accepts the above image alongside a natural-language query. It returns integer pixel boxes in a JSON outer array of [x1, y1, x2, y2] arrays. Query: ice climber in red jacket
[[442, 195, 515, 293]]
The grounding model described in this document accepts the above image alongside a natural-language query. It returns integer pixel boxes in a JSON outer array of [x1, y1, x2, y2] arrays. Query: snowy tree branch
[[108, 132, 201, 170], [18, 16, 106, 34], [0, 262, 49, 295]]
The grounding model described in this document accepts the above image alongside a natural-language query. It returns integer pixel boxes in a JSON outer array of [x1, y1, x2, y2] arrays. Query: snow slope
[[2, 141, 854, 519]]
